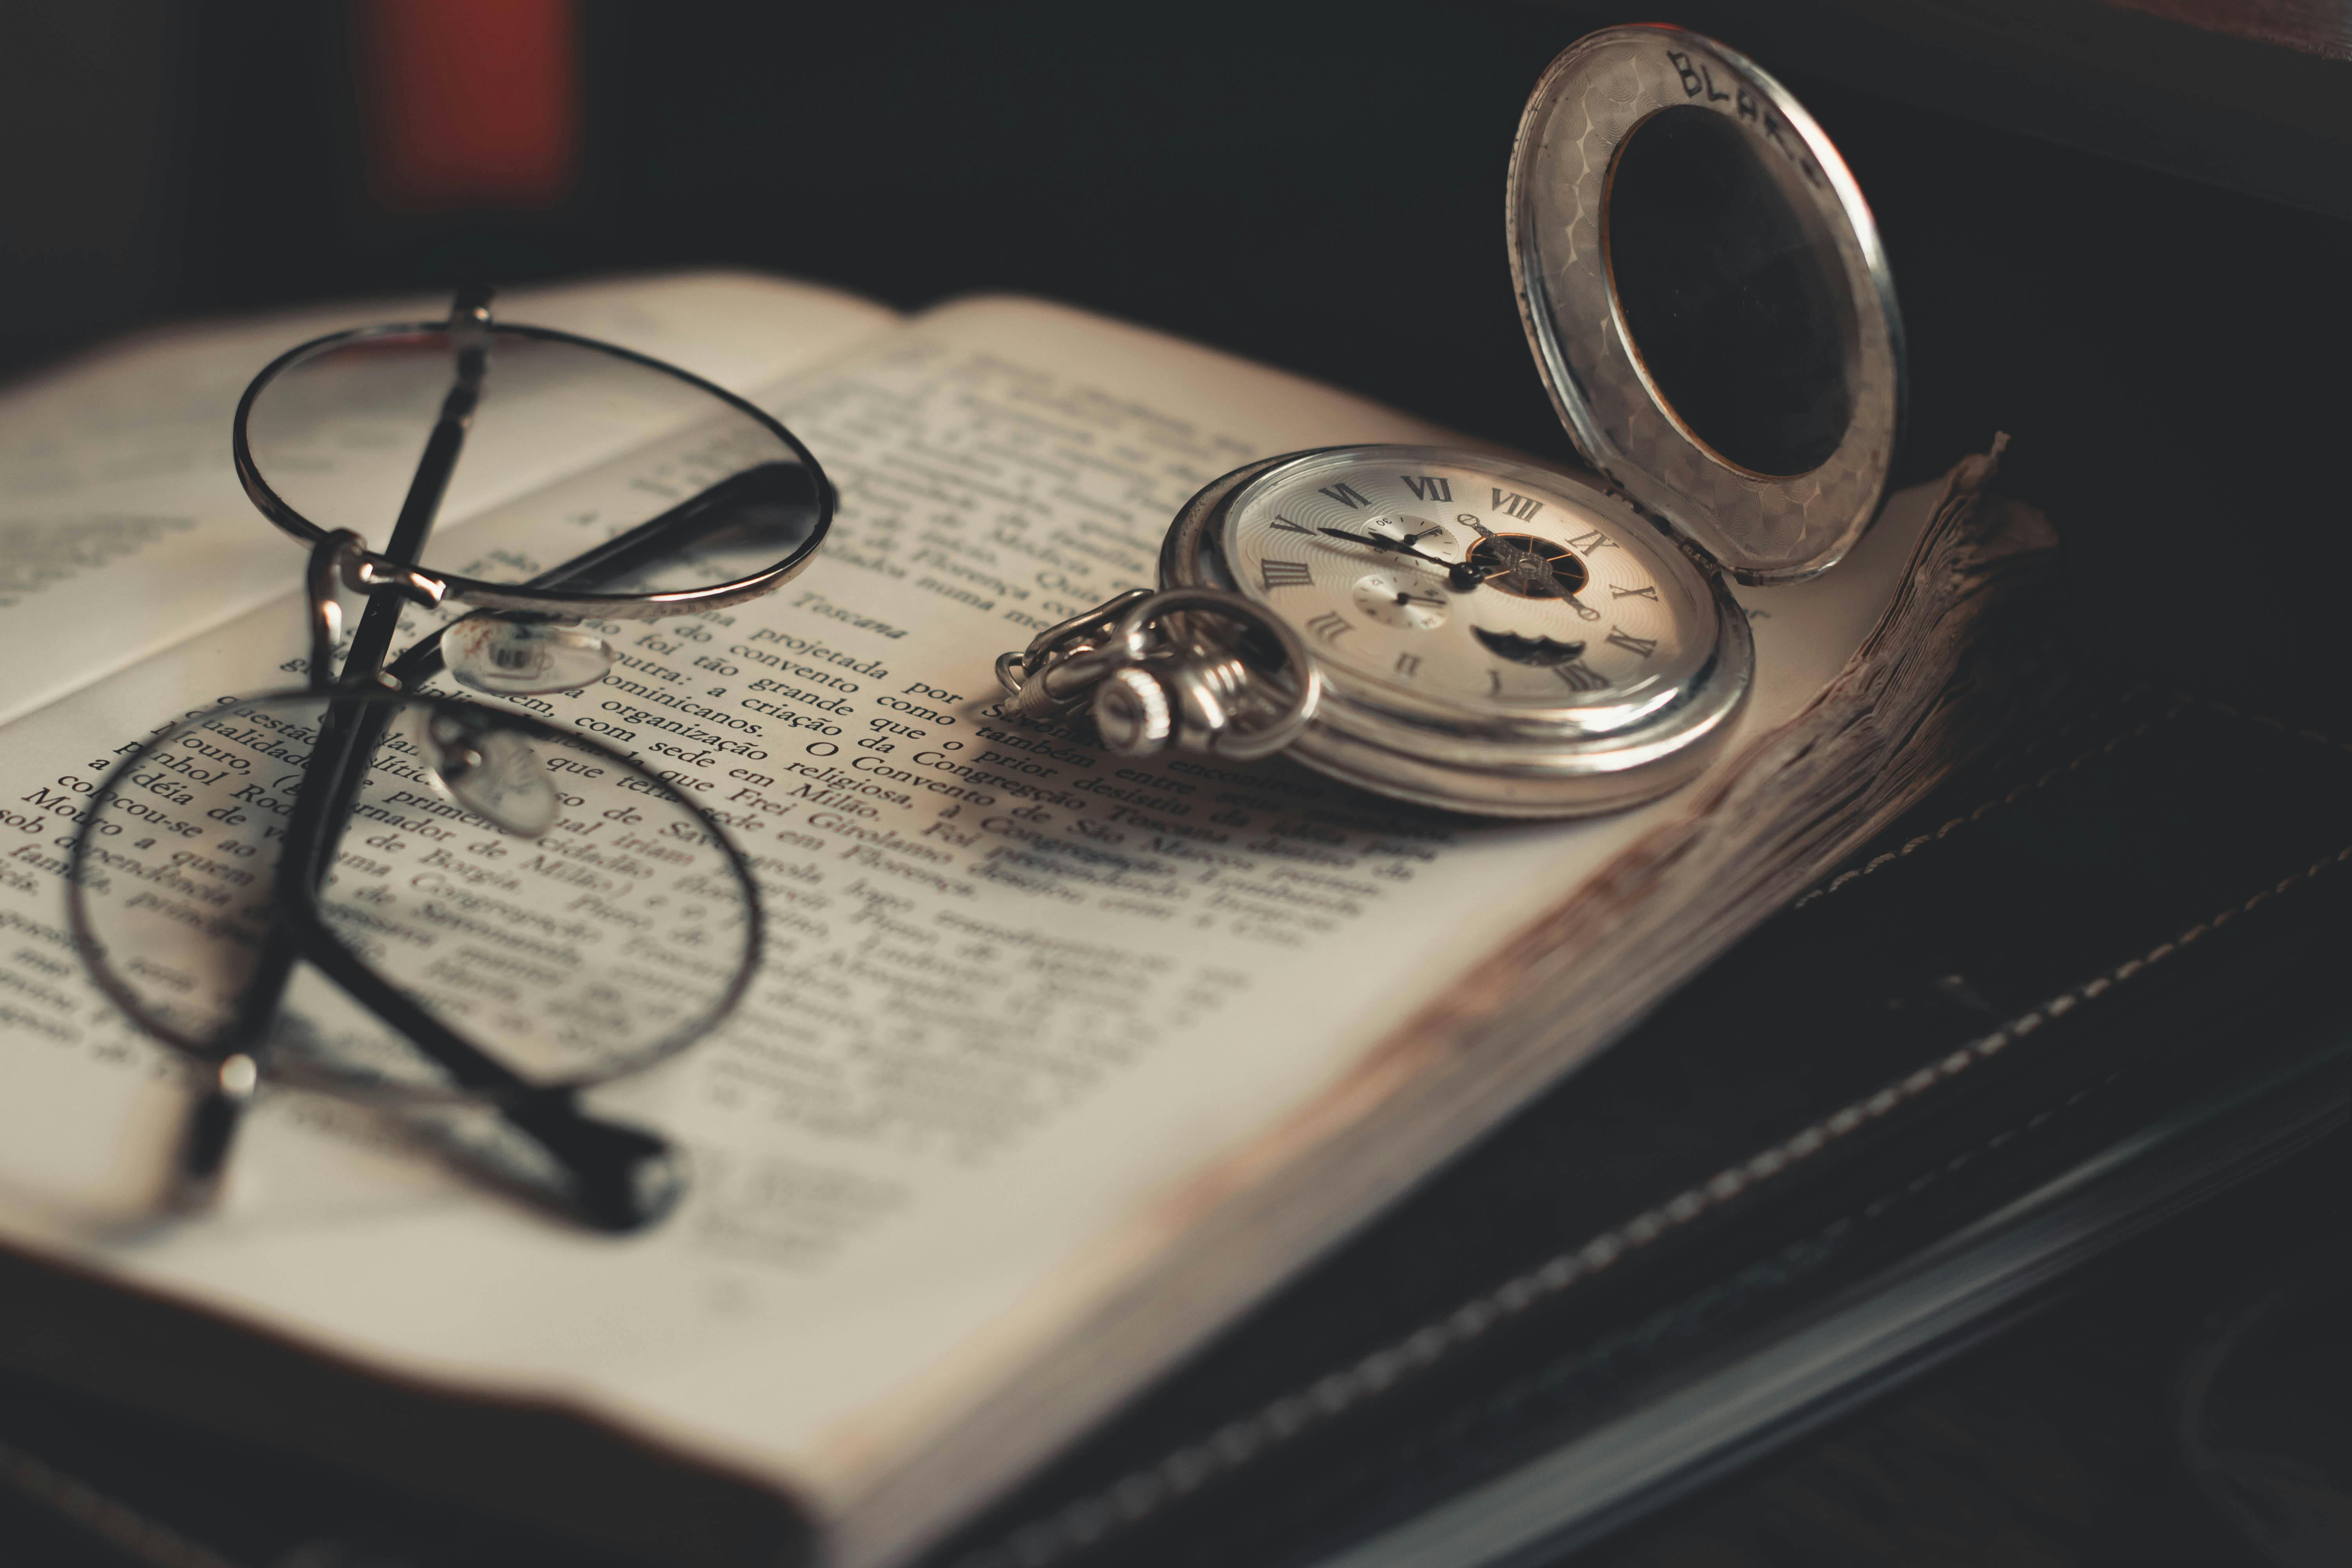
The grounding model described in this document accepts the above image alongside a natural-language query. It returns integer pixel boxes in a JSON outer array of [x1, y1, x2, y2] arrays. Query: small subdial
[[1352, 571, 1450, 630], [1365, 514, 1458, 559]]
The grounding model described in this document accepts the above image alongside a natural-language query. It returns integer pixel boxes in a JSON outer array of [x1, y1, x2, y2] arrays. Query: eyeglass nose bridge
[[305, 530, 452, 689], [346, 551, 450, 607]]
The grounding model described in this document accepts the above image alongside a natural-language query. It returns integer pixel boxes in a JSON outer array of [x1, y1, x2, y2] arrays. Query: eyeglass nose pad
[[412, 707, 561, 838], [444, 613, 616, 697]]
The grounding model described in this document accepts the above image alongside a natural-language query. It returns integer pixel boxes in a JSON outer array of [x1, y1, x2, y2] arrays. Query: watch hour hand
[[1447, 557, 1514, 593]]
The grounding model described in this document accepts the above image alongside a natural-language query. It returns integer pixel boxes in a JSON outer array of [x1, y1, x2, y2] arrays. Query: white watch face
[[1218, 450, 1715, 715]]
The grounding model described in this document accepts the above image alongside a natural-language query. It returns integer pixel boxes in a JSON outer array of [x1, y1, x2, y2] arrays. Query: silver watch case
[[1159, 448, 1754, 818], [1153, 24, 1902, 818], [1510, 25, 1905, 584]]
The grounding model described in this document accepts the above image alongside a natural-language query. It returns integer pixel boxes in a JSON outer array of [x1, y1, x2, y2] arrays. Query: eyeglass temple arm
[[184, 683, 690, 1234], [184, 307, 787, 1224], [315, 475, 812, 1222], [382, 459, 821, 688], [180, 323, 752, 1223], [319, 456, 795, 689], [177, 693, 682, 1232], [209, 284, 496, 1072], [274, 832, 685, 1232], [174, 289, 494, 1210], [323, 287, 492, 690]]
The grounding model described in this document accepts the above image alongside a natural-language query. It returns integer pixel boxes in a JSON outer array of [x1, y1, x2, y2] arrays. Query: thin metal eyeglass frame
[[231, 307, 837, 619], [67, 286, 828, 1231]]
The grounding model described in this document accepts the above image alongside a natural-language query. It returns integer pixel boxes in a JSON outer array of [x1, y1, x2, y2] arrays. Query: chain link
[[995, 587, 1321, 762]]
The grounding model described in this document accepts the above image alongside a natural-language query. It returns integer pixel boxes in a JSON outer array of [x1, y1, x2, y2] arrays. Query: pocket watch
[[996, 25, 1905, 818]]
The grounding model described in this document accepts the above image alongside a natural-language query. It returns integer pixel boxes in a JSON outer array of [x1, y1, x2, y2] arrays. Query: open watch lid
[[1509, 25, 1905, 584]]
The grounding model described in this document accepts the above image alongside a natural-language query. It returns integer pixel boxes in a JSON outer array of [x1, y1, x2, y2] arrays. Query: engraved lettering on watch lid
[[1508, 24, 1906, 585]]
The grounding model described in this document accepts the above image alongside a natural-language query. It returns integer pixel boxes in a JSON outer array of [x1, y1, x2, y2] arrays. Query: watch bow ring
[[996, 586, 1321, 763]]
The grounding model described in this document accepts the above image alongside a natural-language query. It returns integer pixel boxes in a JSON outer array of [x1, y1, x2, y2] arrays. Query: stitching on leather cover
[[1795, 695, 2350, 910], [2181, 695, 2352, 756], [1792, 692, 2182, 910], [953, 837, 2352, 1568], [1336, 1060, 2134, 1509]]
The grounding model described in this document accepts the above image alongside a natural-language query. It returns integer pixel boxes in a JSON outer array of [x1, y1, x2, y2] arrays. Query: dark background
[[1, 5, 2348, 1563], [4, 0, 2349, 711]]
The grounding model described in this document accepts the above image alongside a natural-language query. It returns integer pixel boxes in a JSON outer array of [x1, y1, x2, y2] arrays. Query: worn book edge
[[827, 454, 2059, 1568]]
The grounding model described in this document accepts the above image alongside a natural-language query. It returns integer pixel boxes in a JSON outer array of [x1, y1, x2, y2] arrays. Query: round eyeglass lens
[[67, 691, 759, 1102], [239, 325, 826, 603]]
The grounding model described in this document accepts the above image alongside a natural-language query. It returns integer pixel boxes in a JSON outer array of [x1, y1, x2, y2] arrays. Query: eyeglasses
[[62, 287, 833, 1232]]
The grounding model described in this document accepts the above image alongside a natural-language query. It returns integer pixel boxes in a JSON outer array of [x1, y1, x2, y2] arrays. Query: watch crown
[[1091, 666, 1175, 757]]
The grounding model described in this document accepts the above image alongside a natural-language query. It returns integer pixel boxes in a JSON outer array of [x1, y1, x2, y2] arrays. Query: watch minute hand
[[1316, 526, 1451, 570]]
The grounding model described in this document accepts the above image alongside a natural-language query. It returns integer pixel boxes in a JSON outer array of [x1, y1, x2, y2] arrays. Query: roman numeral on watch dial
[[1268, 514, 1313, 534], [1604, 628, 1658, 658], [1566, 527, 1616, 554], [1305, 611, 1352, 642], [1554, 660, 1610, 693], [1400, 475, 1452, 503], [1260, 559, 1313, 589], [1319, 482, 1370, 509], [1608, 582, 1659, 601], [1491, 488, 1543, 521]]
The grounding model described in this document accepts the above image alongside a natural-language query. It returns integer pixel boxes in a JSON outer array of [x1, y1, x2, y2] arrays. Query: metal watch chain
[[995, 587, 1321, 763]]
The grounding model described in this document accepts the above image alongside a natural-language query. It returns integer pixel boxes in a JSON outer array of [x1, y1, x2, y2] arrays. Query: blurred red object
[[357, 0, 579, 211]]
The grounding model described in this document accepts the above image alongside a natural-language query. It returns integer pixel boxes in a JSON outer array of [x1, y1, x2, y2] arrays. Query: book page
[[0, 270, 899, 731], [0, 294, 1937, 1564]]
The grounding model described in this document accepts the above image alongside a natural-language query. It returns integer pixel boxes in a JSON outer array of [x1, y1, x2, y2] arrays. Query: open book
[[0, 271, 2052, 1566]]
